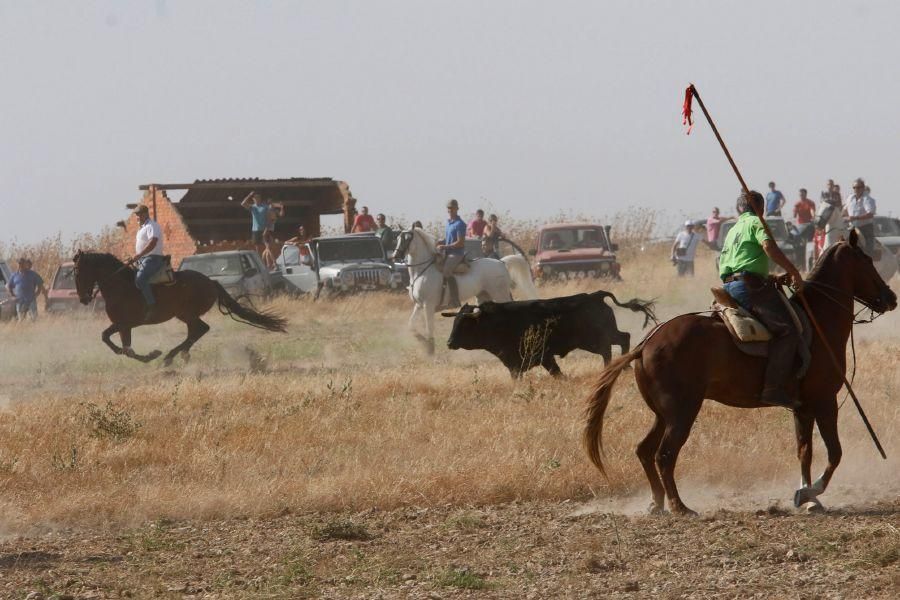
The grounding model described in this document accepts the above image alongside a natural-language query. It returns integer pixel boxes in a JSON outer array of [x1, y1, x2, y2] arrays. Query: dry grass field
[[0, 240, 897, 598]]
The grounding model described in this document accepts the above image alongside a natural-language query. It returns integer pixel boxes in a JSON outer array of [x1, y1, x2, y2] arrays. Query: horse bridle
[[801, 280, 887, 325]]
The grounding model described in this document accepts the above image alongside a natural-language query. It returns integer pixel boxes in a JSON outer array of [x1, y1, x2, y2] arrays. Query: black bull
[[444, 291, 657, 378]]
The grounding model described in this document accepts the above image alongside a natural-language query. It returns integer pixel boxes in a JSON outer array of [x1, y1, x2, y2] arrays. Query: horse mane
[[805, 241, 843, 283], [78, 252, 134, 282]]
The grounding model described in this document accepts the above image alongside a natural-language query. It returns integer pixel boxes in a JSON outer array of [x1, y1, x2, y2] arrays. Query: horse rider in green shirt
[[719, 191, 804, 409]]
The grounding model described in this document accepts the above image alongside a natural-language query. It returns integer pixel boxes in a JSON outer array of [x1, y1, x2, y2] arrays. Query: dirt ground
[[1, 497, 897, 599], [1, 244, 897, 599]]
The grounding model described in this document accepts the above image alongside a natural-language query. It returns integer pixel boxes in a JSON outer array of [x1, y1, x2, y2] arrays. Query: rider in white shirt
[[128, 204, 165, 321]]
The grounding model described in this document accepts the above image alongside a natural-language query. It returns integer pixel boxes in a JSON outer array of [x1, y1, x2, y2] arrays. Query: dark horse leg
[[119, 327, 162, 363], [101, 323, 124, 355], [636, 415, 666, 514], [161, 318, 211, 368], [809, 401, 843, 506], [792, 410, 817, 507], [655, 398, 703, 516]]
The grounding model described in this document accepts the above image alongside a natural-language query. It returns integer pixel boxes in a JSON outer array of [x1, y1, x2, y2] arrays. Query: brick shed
[[119, 177, 358, 267]]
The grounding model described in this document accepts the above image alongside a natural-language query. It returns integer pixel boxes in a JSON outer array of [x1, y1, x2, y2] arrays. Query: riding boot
[[760, 334, 801, 409]]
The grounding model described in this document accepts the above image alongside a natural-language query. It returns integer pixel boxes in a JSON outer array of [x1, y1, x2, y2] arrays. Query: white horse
[[393, 228, 538, 354]]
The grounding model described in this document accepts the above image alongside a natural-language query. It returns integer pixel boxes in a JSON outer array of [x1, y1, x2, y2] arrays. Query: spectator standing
[[375, 213, 396, 253], [261, 197, 285, 269], [705, 206, 733, 248], [468, 209, 487, 238], [482, 214, 503, 259], [844, 178, 877, 256], [351, 206, 377, 233], [792, 188, 816, 269], [7, 258, 46, 321], [817, 179, 847, 252], [670, 221, 700, 277], [240, 191, 270, 257], [765, 181, 785, 216]]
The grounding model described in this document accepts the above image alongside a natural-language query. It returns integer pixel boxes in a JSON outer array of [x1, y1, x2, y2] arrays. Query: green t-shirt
[[718, 212, 771, 279]]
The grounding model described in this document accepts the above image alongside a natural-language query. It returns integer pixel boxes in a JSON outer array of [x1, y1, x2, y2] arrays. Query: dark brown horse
[[73, 251, 287, 366], [583, 231, 896, 515]]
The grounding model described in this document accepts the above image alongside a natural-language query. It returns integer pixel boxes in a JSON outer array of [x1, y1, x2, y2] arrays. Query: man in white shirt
[[670, 220, 700, 276], [128, 204, 165, 321], [843, 178, 877, 257]]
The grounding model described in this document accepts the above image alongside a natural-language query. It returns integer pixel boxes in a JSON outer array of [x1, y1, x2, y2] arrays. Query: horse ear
[[848, 228, 859, 248]]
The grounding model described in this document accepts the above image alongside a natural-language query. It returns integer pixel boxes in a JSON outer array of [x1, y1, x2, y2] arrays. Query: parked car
[[0, 259, 14, 321], [179, 250, 284, 299], [874, 215, 900, 264], [716, 216, 804, 273], [46, 261, 105, 314], [276, 233, 403, 297], [531, 223, 621, 280]]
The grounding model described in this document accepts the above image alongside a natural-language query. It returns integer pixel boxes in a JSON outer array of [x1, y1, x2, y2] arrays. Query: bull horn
[[470, 307, 481, 316], [441, 311, 459, 317]]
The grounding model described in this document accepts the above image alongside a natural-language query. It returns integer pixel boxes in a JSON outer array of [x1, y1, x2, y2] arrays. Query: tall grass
[[0, 221, 896, 532]]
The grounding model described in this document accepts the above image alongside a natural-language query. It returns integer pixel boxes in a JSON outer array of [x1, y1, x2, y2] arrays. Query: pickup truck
[[0, 259, 13, 321], [179, 250, 284, 300], [276, 233, 403, 297]]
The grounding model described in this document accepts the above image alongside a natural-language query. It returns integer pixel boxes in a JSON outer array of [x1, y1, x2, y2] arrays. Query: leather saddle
[[148, 256, 177, 286], [711, 287, 812, 377]]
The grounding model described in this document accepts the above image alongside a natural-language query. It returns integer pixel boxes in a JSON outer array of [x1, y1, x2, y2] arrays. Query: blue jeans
[[723, 279, 752, 311], [135, 255, 165, 305], [16, 300, 38, 321]]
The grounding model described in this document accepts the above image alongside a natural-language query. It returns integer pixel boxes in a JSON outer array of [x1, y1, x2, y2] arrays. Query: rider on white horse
[[436, 198, 467, 308]]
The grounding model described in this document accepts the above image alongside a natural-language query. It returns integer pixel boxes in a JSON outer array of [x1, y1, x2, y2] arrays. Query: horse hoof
[[647, 502, 666, 515], [672, 506, 698, 517], [799, 499, 825, 514]]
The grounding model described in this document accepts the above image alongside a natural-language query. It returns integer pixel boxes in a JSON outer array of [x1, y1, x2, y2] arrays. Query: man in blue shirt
[[240, 191, 271, 256], [765, 181, 785, 216], [6, 258, 46, 321], [436, 198, 467, 307]]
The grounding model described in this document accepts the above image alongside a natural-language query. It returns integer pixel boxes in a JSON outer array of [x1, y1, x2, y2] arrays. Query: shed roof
[[141, 177, 352, 243]]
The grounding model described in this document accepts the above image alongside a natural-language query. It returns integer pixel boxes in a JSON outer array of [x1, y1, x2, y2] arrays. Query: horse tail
[[595, 291, 658, 328], [583, 344, 643, 478], [214, 282, 288, 333], [502, 255, 539, 300]]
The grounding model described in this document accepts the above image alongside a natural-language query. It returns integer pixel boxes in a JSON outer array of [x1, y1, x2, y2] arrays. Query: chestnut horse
[[583, 232, 896, 515], [73, 251, 287, 366]]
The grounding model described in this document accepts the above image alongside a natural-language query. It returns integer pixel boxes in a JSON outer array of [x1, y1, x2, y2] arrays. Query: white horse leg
[[422, 305, 436, 355], [408, 303, 420, 332]]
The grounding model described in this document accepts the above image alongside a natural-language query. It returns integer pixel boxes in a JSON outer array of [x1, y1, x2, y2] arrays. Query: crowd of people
[[670, 177, 880, 277]]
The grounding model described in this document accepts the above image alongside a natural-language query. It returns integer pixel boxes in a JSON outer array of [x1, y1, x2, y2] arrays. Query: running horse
[[73, 251, 287, 366], [583, 231, 896, 515]]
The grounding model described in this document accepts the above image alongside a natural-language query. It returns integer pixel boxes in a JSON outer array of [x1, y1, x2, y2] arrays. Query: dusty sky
[[1, 1, 898, 244]]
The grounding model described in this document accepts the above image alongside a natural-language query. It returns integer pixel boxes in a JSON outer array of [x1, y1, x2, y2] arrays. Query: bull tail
[[583, 344, 643, 478], [596, 291, 658, 328], [215, 282, 288, 332]]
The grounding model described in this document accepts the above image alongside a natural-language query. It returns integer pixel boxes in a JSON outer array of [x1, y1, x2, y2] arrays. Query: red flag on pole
[[682, 86, 694, 134]]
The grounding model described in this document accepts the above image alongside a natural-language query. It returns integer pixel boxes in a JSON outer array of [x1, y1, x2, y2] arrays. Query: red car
[[46, 262, 105, 313], [532, 223, 621, 280]]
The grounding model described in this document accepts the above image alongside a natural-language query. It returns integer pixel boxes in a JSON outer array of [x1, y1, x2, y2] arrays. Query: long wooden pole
[[688, 84, 886, 459]]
